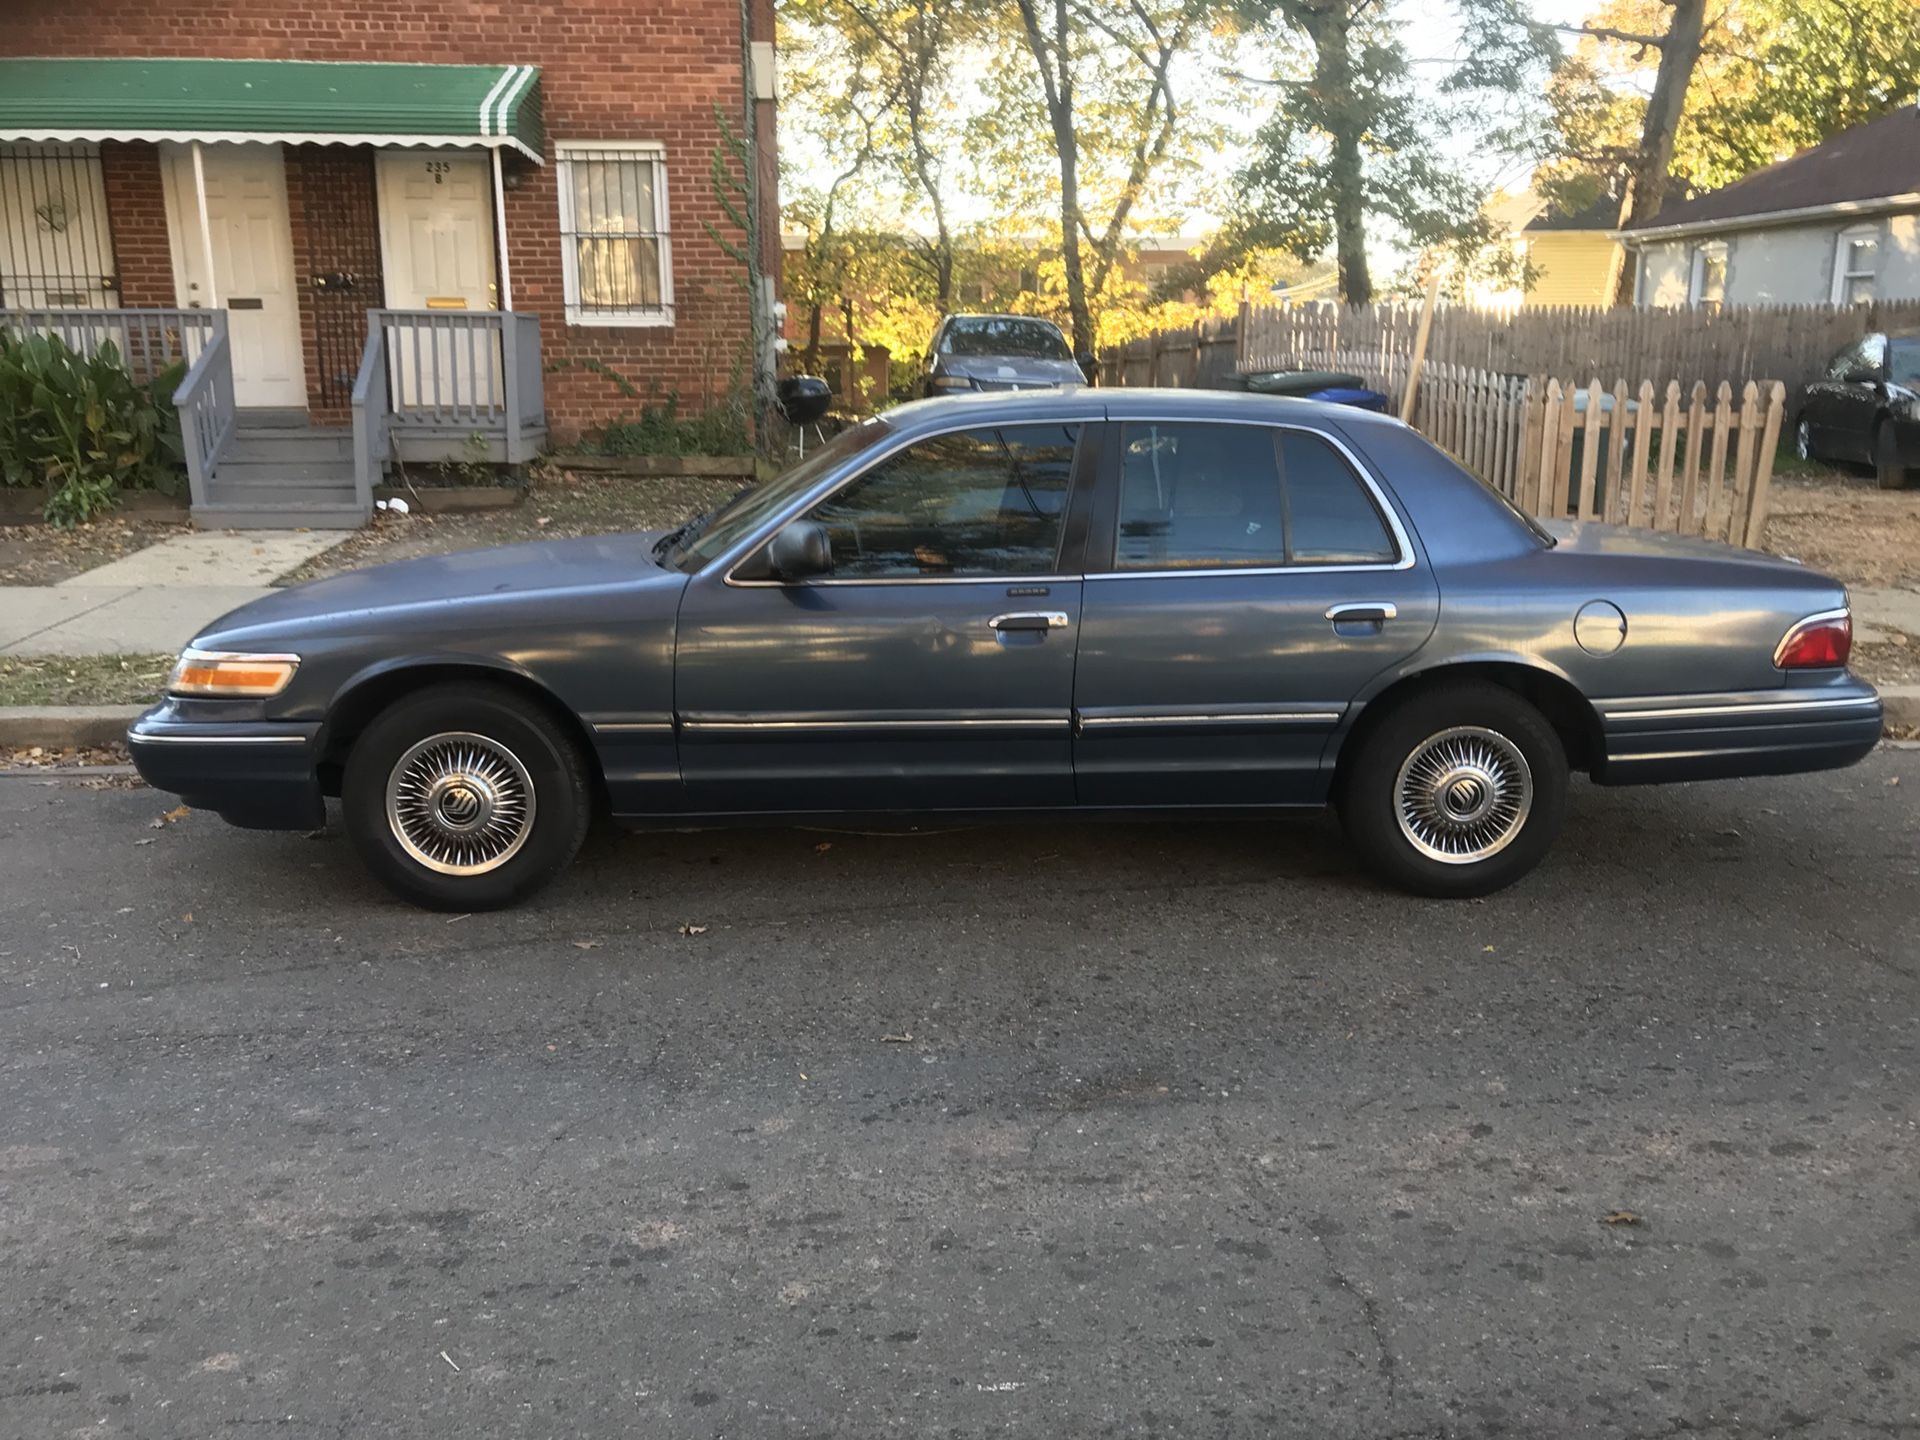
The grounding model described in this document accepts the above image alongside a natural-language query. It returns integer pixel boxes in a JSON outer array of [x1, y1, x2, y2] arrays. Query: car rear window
[[1113, 422, 1397, 569], [941, 317, 1073, 360]]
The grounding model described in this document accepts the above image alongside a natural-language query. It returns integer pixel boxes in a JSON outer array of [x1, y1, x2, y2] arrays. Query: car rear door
[[672, 418, 1101, 814], [1071, 417, 1438, 808]]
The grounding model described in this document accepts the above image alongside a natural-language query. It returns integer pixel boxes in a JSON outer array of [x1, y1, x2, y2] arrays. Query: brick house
[[0, 1, 779, 526]]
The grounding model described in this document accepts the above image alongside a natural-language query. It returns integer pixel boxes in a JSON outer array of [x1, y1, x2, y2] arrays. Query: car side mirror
[[767, 519, 833, 581]]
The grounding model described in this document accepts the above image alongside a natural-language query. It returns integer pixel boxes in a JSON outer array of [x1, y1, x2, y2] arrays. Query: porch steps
[[195, 416, 369, 531]]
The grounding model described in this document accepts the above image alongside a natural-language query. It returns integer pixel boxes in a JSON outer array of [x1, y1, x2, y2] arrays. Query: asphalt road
[[2, 751, 1917, 1440]]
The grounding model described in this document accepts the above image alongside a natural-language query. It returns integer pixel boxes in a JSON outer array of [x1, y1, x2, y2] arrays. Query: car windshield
[[1891, 337, 1920, 389], [663, 418, 897, 572], [941, 317, 1073, 360]]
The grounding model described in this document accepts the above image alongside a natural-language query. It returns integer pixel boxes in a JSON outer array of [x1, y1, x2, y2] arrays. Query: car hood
[[940, 355, 1086, 387], [195, 531, 679, 646]]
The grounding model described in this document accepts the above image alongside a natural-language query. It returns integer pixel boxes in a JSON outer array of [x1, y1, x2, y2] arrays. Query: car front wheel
[[341, 682, 592, 910], [1339, 681, 1569, 898]]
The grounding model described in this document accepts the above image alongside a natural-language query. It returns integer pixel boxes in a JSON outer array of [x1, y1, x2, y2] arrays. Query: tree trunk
[[1017, 0, 1095, 357], [1608, 0, 1707, 305], [1301, 5, 1371, 306]]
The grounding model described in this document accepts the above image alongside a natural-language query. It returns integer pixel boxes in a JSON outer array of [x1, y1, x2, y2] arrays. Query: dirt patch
[[282, 468, 742, 586], [1762, 464, 1920, 591], [0, 515, 191, 586]]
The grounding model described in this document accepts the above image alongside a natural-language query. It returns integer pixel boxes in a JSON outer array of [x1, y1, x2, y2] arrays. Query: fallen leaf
[[1482, 945, 1496, 953], [1600, 1209, 1642, 1226], [814, 841, 833, 854], [180, 912, 193, 924], [881, 1032, 913, 1044], [133, 837, 155, 847], [149, 804, 190, 828], [572, 939, 601, 950], [535, 516, 552, 527], [679, 923, 709, 936], [1888, 776, 1902, 787]]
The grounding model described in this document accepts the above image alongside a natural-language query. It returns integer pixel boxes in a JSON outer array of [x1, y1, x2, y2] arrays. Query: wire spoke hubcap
[[1394, 725, 1533, 865], [386, 732, 536, 876]]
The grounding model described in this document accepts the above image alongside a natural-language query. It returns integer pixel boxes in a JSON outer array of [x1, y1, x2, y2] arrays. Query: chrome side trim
[[1599, 695, 1881, 723], [589, 721, 675, 736], [128, 731, 310, 747], [680, 713, 1069, 735], [1076, 710, 1341, 731]]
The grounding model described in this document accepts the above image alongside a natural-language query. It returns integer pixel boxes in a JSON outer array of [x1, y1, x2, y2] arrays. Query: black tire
[[1874, 422, 1912, 491], [1338, 681, 1569, 899], [341, 682, 592, 910]]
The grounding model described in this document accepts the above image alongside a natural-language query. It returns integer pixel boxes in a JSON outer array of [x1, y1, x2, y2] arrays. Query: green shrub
[[0, 328, 186, 526], [585, 388, 753, 459]]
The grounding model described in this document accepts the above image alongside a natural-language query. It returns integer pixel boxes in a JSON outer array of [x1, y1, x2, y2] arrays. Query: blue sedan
[[129, 390, 1883, 909]]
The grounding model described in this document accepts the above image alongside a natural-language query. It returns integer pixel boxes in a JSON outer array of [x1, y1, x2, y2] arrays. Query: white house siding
[[1633, 209, 1920, 306], [1885, 214, 1920, 296]]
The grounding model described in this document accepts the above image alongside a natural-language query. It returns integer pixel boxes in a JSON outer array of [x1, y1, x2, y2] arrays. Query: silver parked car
[[924, 314, 1087, 396]]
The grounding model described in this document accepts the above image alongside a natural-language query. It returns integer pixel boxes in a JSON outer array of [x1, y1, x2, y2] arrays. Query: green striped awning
[[0, 58, 544, 162]]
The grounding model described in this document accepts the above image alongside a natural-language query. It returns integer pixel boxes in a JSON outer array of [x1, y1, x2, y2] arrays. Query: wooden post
[[1399, 272, 1442, 424]]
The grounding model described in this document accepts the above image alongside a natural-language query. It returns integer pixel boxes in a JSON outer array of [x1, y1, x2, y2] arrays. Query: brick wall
[[3, 0, 779, 439], [97, 143, 173, 308]]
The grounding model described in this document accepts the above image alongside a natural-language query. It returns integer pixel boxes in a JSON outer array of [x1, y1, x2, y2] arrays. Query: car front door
[[1071, 418, 1439, 808], [673, 419, 1097, 814]]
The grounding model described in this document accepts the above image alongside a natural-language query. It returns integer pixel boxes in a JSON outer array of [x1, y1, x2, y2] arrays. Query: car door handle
[[988, 611, 1070, 632], [1326, 602, 1397, 624]]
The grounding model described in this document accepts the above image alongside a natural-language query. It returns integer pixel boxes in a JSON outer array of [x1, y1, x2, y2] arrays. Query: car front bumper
[[127, 700, 325, 830], [1591, 679, 1883, 786]]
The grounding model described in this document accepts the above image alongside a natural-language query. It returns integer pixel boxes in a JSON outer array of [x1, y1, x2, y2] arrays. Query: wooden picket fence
[[1514, 377, 1787, 546], [1237, 298, 1920, 392]]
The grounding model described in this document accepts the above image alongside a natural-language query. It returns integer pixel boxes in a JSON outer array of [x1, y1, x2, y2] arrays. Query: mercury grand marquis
[[128, 390, 1883, 909]]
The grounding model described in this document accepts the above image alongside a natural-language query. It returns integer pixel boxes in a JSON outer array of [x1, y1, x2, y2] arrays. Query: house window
[[555, 143, 672, 326], [1688, 241, 1727, 307], [1831, 225, 1878, 306], [0, 143, 116, 308]]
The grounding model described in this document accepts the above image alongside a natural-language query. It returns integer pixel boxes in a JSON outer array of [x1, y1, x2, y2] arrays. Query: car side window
[[1116, 422, 1287, 569], [1113, 422, 1396, 569], [807, 424, 1078, 578], [1281, 431, 1397, 564]]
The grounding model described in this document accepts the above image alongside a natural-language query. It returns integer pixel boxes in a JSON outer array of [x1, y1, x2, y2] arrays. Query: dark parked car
[[130, 390, 1882, 910], [924, 314, 1087, 396], [1796, 332, 1920, 488]]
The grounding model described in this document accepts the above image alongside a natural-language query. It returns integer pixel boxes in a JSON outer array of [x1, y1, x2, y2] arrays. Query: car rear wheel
[[1339, 681, 1568, 898], [1875, 421, 1912, 490], [342, 682, 592, 910]]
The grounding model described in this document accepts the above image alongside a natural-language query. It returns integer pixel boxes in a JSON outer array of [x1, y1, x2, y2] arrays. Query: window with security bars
[[0, 144, 117, 309], [556, 144, 673, 325]]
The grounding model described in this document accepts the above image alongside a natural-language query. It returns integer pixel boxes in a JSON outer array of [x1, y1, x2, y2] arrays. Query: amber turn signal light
[[166, 649, 301, 698]]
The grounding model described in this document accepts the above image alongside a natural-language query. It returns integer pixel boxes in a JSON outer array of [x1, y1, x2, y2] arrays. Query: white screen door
[[162, 143, 307, 409]]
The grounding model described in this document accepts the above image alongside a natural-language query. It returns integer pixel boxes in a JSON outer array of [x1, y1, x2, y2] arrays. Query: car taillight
[[1774, 610, 1852, 669]]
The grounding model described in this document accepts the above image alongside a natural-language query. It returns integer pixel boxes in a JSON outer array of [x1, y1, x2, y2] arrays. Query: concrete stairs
[[194, 415, 372, 530]]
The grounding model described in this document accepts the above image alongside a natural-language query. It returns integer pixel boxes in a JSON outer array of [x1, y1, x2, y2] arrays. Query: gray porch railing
[[361, 309, 545, 465], [349, 325, 389, 515], [171, 312, 237, 510], [0, 306, 215, 383]]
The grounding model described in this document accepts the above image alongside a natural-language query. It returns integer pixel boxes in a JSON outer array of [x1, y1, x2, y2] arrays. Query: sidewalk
[[0, 529, 347, 656]]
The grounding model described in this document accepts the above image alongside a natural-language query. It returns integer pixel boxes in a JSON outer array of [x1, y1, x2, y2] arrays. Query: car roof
[[877, 386, 1404, 439]]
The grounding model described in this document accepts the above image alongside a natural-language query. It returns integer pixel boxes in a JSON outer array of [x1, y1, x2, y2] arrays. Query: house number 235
[[424, 160, 452, 184]]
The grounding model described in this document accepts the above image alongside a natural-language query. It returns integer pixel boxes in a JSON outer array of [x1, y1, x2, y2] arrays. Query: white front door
[[161, 143, 307, 409], [376, 151, 500, 410], [377, 151, 497, 312]]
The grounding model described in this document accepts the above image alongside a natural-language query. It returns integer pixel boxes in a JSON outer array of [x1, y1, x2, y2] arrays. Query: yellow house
[[1473, 190, 1622, 308]]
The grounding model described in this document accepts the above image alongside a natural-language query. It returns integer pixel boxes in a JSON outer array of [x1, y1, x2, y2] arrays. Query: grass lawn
[[0, 654, 174, 707]]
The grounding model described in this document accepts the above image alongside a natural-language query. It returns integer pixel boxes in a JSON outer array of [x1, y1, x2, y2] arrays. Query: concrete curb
[[1886, 685, 1920, 732], [0, 705, 143, 749]]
